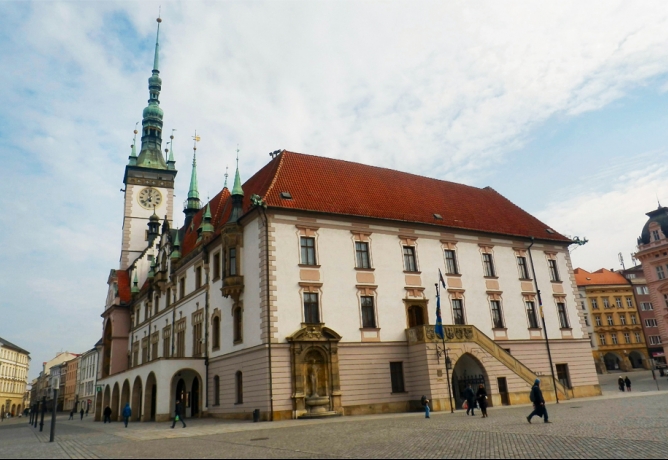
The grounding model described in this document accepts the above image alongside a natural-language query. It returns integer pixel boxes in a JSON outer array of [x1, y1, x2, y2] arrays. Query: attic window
[[433, 213, 443, 220], [280, 191, 292, 200], [546, 228, 555, 234]]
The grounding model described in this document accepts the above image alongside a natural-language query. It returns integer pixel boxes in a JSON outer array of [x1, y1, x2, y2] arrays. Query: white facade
[[78, 348, 99, 414]]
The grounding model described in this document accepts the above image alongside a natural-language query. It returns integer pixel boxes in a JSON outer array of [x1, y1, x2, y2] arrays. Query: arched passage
[[143, 372, 157, 422], [628, 351, 645, 369], [96, 386, 107, 421], [451, 353, 490, 409], [11, 404, 16, 416], [170, 369, 203, 419], [102, 321, 112, 378], [131, 377, 143, 421], [120, 380, 130, 419], [604, 352, 623, 371], [111, 383, 120, 421]]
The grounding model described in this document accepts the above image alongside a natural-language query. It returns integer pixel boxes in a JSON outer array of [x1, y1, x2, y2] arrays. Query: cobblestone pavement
[[2, 391, 668, 459]]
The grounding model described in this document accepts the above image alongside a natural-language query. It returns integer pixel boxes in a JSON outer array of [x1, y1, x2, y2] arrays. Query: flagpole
[[437, 282, 454, 414]]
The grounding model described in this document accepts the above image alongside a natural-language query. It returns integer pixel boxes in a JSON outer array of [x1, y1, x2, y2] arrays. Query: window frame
[[490, 300, 505, 329], [389, 362, 406, 393], [213, 375, 220, 406], [548, 259, 560, 282], [557, 302, 570, 329], [452, 298, 466, 325], [355, 241, 371, 269], [657, 265, 665, 280], [300, 237, 317, 266], [229, 247, 238, 276], [526, 301, 539, 329], [235, 371, 243, 404], [482, 253, 496, 278], [212, 252, 221, 281], [360, 295, 376, 329], [212, 315, 221, 350], [303, 292, 320, 324], [517, 256, 530, 280], [444, 249, 459, 275], [233, 306, 243, 344], [403, 246, 418, 272]]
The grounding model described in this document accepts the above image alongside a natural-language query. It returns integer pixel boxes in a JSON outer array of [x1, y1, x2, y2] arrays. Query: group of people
[[101, 400, 186, 428], [68, 407, 89, 420], [421, 379, 550, 423], [618, 376, 632, 392]]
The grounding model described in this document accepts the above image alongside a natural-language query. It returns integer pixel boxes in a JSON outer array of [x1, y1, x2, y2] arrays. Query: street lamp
[[436, 345, 454, 414]]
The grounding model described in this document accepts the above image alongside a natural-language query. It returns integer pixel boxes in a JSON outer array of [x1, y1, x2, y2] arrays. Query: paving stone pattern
[[2, 390, 668, 459]]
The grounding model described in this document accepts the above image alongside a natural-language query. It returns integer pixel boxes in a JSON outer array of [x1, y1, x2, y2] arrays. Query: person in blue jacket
[[122, 403, 132, 428]]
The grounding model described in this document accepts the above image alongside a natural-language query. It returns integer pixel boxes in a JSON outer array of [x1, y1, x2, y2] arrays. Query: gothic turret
[[136, 17, 167, 169], [166, 130, 176, 170], [227, 154, 244, 224], [170, 230, 181, 261], [147, 209, 160, 245], [128, 127, 138, 166], [183, 138, 202, 225], [198, 202, 214, 241]]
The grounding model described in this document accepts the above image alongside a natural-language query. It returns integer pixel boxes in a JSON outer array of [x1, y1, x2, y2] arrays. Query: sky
[[0, 1, 667, 380]]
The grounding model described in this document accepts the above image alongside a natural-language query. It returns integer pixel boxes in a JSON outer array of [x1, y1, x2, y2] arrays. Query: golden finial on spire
[[192, 130, 200, 151], [157, 6, 162, 23]]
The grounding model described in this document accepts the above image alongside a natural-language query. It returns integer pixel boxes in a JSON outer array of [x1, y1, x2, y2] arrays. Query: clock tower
[[120, 17, 177, 270]]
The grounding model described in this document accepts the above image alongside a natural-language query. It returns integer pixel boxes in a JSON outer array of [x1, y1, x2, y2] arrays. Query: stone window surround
[[554, 296, 571, 329], [513, 248, 532, 280], [403, 298, 429, 328], [544, 251, 562, 283], [299, 283, 323, 324], [399, 235, 420, 273], [442, 240, 460, 276], [522, 294, 541, 330], [356, 286, 380, 331], [479, 244, 497, 278], [296, 225, 320, 267], [448, 290, 466, 325], [488, 293, 506, 330], [351, 231, 374, 270], [211, 308, 222, 351], [212, 251, 222, 281]]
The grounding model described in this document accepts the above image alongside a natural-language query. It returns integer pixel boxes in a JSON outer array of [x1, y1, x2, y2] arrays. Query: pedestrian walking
[[85, 407, 89, 417], [171, 400, 187, 428], [68, 409, 74, 420], [103, 406, 112, 424], [618, 376, 625, 392], [80, 408, 84, 420], [122, 403, 131, 428], [463, 384, 476, 416], [526, 379, 550, 424], [476, 384, 488, 418], [624, 376, 632, 392]]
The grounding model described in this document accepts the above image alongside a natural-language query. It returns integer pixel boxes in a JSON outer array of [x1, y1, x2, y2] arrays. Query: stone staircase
[[406, 324, 570, 400]]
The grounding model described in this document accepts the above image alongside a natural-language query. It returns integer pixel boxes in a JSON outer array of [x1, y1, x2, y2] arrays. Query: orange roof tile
[[116, 270, 131, 303], [574, 268, 628, 286]]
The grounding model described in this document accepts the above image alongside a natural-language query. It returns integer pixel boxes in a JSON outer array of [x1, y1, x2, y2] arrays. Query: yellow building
[[0, 337, 30, 417], [575, 268, 649, 374]]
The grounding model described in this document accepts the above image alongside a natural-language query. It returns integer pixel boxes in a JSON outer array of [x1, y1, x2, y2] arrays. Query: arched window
[[212, 316, 221, 350], [408, 305, 425, 328], [233, 307, 243, 343], [235, 371, 243, 404], [213, 375, 220, 406]]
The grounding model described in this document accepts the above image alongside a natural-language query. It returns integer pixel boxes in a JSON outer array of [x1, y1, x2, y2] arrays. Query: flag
[[438, 268, 447, 289], [435, 289, 444, 340]]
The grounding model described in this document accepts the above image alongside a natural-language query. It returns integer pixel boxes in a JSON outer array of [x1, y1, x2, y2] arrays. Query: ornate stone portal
[[287, 325, 342, 418]]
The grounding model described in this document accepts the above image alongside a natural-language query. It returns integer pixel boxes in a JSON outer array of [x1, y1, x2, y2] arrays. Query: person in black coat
[[618, 376, 625, 392], [463, 384, 475, 416], [624, 376, 632, 392], [476, 384, 488, 418], [527, 379, 550, 423], [103, 406, 112, 424], [171, 400, 187, 428]]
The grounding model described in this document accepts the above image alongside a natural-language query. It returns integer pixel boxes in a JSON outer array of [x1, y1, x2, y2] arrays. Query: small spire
[[153, 15, 162, 71], [188, 132, 200, 200], [224, 165, 229, 188], [170, 230, 181, 260], [231, 146, 244, 197], [131, 270, 139, 294], [167, 129, 176, 169], [128, 123, 139, 166]]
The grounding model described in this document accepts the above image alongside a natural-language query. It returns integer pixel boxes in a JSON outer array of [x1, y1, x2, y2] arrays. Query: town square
[[1, 1, 668, 458]]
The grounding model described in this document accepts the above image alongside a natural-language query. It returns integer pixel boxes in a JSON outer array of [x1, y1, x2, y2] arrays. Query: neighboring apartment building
[[575, 268, 648, 373], [0, 337, 30, 416], [33, 352, 79, 409], [621, 265, 665, 368], [634, 206, 668, 365], [78, 347, 99, 414], [63, 357, 80, 412]]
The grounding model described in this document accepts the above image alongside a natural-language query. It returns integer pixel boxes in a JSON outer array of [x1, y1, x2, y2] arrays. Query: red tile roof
[[116, 270, 131, 303], [177, 151, 570, 259], [574, 268, 628, 286]]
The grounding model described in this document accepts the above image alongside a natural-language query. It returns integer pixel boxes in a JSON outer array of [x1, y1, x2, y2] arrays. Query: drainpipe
[[527, 237, 559, 404], [204, 248, 210, 411], [259, 207, 274, 421]]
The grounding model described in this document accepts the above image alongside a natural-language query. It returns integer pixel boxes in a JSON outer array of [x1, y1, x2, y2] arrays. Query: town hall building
[[96, 17, 600, 423]]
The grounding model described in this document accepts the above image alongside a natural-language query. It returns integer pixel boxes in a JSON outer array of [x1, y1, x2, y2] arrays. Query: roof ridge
[[263, 151, 288, 201]]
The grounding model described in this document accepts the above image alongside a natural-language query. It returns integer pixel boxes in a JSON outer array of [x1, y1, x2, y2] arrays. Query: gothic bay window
[[361, 296, 376, 328], [557, 302, 569, 329], [490, 300, 504, 329], [517, 256, 530, 279], [300, 237, 317, 266], [548, 259, 560, 282], [233, 306, 243, 343], [526, 301, 539, 329], [444, 250, 459, 275], [304, 293, 320, 324], [229, 248, 238, 276], [452, 299, 466, 325], [482, 253, 496, 277], [407, 305, 425, 328], [355, 242, 371, 269], [403, 246, 417, 272]]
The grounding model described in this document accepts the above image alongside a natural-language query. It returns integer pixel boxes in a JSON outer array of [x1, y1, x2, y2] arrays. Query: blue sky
[[1, 1, 668, 379]]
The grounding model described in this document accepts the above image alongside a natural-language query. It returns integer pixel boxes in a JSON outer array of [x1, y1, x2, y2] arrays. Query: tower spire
[[231, 146, 244, 197], [228, 146, 244, 224], [167, 129, 176, 170], [128, 122, 139, 166], [224, 165, 229, 189], [183, 131, 202, 224]]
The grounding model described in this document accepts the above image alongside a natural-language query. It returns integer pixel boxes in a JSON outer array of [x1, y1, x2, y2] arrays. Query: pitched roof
[[176, 151, 570, 260], [574, 268, 629, 287], [0, 337, 30, 355]]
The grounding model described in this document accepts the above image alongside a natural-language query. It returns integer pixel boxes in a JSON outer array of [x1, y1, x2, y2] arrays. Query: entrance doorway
[[497, 377, 510, 406], [191, 377, 200, 418], [451, 353, 489, 409], [604, 353, 622, 371]]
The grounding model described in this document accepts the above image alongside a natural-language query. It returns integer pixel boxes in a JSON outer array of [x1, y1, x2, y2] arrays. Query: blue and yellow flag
[[435, 288, 444, 340]]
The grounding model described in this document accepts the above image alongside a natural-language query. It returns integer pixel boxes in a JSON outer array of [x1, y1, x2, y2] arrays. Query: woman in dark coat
[[476, 384, 488, 418], [618, 376, 625, 392]]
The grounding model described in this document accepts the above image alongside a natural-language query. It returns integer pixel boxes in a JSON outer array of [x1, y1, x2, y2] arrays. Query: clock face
[[138, 187, 163, 209]]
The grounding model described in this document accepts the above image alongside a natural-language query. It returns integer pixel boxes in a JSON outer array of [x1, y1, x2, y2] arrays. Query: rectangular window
[[548, 259, 560, 282], [643, 286, 649, 295], [611, 334, 618, 345], [304, 293, 320, 324], [657, 266, 665, 280], [361, 296, 376, 328], [607, 315, 614, 326], [620, 315, 626, 325], [517, 256, 530, 279], [591, 298, 598, 309], [635, 332, 643, 344], [555, 364, 571, 389], [445, 250, 459, 275], [626, 297, 633, 308], [631, 314, 638, 325], [645, 319, 658, 327], [624, 333, 631, 344], [641, 302, 653, 311], [390, 362, 405, 393], [599, 334, 606, 346], [615, 297, 622, 308], [163, 327, 171, 358], [151, 335, 158, 361], [584, 315, 590, 327], [193, 321, 203, 357], [176, 320, 186, 358], [195, 266, 202, 289], [300, 237, 316, 266], [179, 277, 186, 299], [653, 230, 661, 241], [649, 336, 662, 345], [403, 246, 417, 272], [490, 300, 504, 329], [133, 344, 139, 368], [154, 295, 160, 313], [557, 303, 569, 329], [229, 248, 237, 276], [452, 299, 466, 325], [166, 288, 171, 307], [526, 301, 539, 329], [355, 242, 371, 269], [213, 252, 221, 280], [482, 253, 496, 277], [603, 298, 610, 309]]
